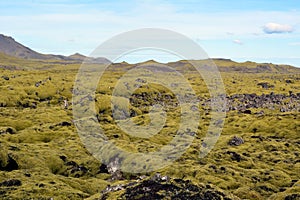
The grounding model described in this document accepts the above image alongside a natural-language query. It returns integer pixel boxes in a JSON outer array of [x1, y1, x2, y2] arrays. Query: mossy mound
[[0, 59, 299, 199]]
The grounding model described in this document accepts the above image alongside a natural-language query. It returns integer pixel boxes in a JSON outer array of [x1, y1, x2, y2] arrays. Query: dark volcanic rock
[[228, 136, 244, 146], [65, 161, 88, 176], [202, 92, 300, 113], [1, 75, 9, 80], [59, 121, 72, 126], [99, 163, 109, 174], [0, 179, 21, 187], [227, 151, 242, 162], [49, 121, 72, 129], [257, 82, 274, 89], [285, 194, 300, 200], [242, 109, 252, 114], [100, 174, 235, 200], [0, 127, 17, 135], [58, 157, 88, 178], [0, 155, 19, 171]]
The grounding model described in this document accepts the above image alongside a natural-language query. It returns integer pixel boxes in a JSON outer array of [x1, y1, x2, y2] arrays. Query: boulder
[[0, 179, 21, 187], [228, 136, 244, 146]]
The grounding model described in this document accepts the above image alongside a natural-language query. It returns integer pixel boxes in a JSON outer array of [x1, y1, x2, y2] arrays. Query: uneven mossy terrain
[[0, 57, 299, 199]]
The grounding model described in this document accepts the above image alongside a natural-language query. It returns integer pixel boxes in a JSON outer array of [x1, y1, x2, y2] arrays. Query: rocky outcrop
[[131, 91, 300, 113], [203, 92, 300, 113], [100, 173, 237, 200]]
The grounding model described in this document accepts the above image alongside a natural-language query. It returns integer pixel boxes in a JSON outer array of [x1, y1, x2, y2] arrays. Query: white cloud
[[263, 22, 293, 34], [233, 39, 243, 45], [1, 0, 300, 56]]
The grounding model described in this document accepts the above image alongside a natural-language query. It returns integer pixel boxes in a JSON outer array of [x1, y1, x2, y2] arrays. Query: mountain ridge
[[0, 34, 110, 64], [0, 34, 299, 73]]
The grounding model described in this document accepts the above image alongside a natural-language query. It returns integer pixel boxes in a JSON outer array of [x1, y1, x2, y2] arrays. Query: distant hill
[[68, 53, 111, 64], [0, 34, 51, 60], [0, 34, 110, 64], [105, 59, 300, 74], [211, 58, 300, 73], [0, 33, 299, 73], [68, 53, 87, 61], [166, 59, 300, 73]]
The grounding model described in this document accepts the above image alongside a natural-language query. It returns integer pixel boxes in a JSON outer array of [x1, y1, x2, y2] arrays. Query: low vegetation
[[0, 57, 299, 199]]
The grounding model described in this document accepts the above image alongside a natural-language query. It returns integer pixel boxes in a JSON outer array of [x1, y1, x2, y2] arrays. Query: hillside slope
[[0, 34, 110, 63], [167, 59, 300, 73]]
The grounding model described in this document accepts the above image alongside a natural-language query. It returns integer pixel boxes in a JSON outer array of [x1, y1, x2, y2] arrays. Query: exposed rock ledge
[[99, 173, 238, 200]]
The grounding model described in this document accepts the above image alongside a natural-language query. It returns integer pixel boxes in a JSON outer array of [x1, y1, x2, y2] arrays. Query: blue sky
[[0, 0, 300, 66]]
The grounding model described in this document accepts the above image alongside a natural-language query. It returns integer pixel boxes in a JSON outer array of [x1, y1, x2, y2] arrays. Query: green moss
[[0, 145, 9, 168], [0, 58, 299, 199], [47, 156, 66, 175]]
